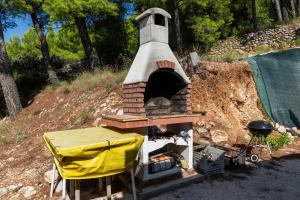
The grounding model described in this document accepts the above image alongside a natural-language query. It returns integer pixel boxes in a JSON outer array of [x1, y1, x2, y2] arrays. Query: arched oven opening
[[144, 69, 188, 116]]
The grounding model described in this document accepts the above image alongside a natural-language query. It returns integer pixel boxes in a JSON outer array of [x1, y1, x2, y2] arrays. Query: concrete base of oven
[[135, 123, 193, 182]]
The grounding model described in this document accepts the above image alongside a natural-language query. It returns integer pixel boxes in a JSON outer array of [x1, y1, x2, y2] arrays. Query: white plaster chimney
[[123, 7, 190, 85]]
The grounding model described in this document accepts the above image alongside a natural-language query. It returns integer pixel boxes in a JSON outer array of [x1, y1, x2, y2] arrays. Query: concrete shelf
[[146, 137, 188, 153]]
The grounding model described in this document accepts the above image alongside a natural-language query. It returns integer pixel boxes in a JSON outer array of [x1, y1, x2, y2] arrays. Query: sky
[[4, 15, 32, 42]]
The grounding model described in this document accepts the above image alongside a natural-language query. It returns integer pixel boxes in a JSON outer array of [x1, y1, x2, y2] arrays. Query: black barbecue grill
[[247, 120, 273, 136], [246, 120, 273, 162]]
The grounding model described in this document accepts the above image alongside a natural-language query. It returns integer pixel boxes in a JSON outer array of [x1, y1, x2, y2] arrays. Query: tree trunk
[[291, 0, 297, 18], [74, 16, 100, 69], [252, 0, 257, 29], [173, 0, 183, 53], [273, 0, 283, 22], [117, 0, 127, 51], [30, 7, 59, 85], [0, 22, 22, 119], [283, 6, 290, 21], [297, 0, 300, 16]]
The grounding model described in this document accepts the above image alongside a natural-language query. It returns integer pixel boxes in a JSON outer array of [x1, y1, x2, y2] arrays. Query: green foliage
[[47, 26, 84, 62], [125, 15, 139, 55], [187, 16, 228, 48], [43, 0, 117, 20], [6, 36, 24, 60], [256, 0, 275, 27], [293, 37, 300, 46], [230, 0, 275, 35], [7, 26, 84, 63], [183, 0, 233, 49], [91, 10, 129, 64], [267, 133, 291, 151], [6, 28, 41, 60], [134, 0, 233, 50]]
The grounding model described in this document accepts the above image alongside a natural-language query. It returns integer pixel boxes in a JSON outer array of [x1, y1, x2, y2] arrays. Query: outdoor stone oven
[[101, 8, 214, 186], [122, 8, 192, 116]]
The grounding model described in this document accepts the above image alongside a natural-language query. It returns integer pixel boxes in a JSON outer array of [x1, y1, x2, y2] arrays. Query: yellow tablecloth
[[43, 127, 144, 179]]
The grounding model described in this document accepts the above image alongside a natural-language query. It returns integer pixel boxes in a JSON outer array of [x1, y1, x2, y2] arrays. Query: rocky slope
[[191, 61, 265, 146]]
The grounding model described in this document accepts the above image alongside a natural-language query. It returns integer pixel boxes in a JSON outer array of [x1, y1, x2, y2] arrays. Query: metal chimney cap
[[136, 7, 171, 21]]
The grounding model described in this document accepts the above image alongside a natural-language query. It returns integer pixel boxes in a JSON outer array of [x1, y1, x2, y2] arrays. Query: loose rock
[[278, 125, 286, 133], [93, 117, 101, 127], [197, 128, 208, 134], [44, 170, 58, 183], [0, 188, 8, 198], [210, 130, 229, 143], [19, 186, 36, 199], [9, 194, 20, 200], [8, 183, 23, 192]]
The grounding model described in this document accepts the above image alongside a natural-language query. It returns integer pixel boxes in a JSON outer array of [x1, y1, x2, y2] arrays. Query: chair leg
[[106, 176, 111, 200], [75, 180, 80, 200], [50, 163, 56, 197], [62, 179, 66, 200], [130, 169, 137, 200]]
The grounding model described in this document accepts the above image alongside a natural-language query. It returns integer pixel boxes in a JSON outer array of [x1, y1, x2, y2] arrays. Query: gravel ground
[[150, 159, 300, 200]]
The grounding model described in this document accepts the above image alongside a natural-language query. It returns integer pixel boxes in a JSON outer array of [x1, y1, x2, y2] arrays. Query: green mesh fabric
[[247, 48, 300, 128]]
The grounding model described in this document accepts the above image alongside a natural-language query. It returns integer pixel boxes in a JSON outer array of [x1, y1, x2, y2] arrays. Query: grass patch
[[252, 45, 274, 55], [267, 132, 291, 151], [16, 132, 28, 143], [0, 121, 28, 144], [253, 43, 291, 55], [55, 68, 128, 94], [76, 109, 92, 125], [202, 50, 246, 62]]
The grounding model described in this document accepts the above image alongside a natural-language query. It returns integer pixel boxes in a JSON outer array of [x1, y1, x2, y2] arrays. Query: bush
[[292, 37, 300, 47], [267, 133, 291, 151]]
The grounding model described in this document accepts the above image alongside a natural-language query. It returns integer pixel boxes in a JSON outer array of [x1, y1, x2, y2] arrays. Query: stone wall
[[207, 24, 299, 56]]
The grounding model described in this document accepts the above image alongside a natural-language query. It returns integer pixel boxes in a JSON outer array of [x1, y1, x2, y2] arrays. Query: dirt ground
[[0, 61, 299, 199]]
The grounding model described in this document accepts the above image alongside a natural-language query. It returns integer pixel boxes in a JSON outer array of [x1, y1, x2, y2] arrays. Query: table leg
[[75, 180, 80, 200], [106, 176, 111, 200], [50, 163, 56, 197], [98, 178, 103, 192], [62, 179, 66, 200], [130, 169, 137, 200], [70, 180, 75, 199]]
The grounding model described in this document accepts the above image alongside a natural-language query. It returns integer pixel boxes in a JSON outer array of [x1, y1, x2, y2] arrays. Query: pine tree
[[10, 0, 59, 85], [0, 1, 22, 119], [44, 0, 117, 69]]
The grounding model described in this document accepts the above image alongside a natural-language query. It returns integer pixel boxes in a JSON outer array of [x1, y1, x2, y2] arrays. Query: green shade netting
[[247, 48, 300, 128]]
